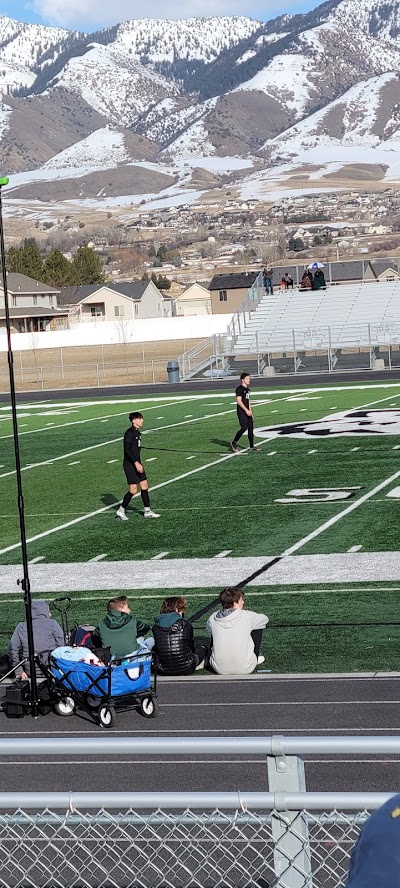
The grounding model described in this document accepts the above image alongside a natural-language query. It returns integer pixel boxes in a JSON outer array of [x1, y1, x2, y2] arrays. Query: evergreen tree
[[151, 272, 171, 290], [7, 239, 44, 279], [43, 250, 78, 287], [73, 246, 105, 284]]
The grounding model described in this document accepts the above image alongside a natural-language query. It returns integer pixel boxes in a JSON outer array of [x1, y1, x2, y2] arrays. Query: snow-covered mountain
[[0, 16, 78, 93], [2, 1, 400, 205]]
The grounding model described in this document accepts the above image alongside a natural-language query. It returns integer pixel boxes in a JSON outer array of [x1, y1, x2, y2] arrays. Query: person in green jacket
[[95, 595, 153, 659]]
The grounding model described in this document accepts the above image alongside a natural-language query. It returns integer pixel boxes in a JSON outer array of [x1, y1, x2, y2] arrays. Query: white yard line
[[214, 550, 232, 558], [1, 384, 400, 563], [151, 552, 169, 561], [28, 556, 45, 564], [88, 554, 108, 562], [0, 439, 122, 481], [0, 397, 276, 483], [0, 447, 256, 556], [282, 468, 400, 557], [3, 552, 400, 591], [5, 584, 400, 601], [0, 398, 196, 442]]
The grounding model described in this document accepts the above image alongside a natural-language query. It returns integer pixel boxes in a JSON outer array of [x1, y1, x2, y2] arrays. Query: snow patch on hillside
[[0, 102, 12, 139], [53, 42, 175, 126], [232, 54, 315, 115], [265, 72, 400, 158], [42, 127, 129, 171]]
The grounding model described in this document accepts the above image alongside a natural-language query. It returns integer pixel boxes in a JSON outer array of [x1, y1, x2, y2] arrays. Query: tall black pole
[[0, 179, 38, 715]]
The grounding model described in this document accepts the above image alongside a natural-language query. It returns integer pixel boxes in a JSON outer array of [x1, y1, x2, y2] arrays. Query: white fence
[[0, 315, 232, 352]]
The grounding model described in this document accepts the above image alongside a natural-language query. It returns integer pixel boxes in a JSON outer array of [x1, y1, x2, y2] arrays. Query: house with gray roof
[[59, 279, 173, 322], [208, 271, 260, 314], [0, 273, 68, 333]]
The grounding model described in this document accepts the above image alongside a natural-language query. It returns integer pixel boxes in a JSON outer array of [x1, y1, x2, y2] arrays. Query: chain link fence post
[[267, 736, 312, 887]]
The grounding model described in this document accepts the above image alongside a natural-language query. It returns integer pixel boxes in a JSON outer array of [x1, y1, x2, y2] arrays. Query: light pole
[[0, 177, 38, 714]]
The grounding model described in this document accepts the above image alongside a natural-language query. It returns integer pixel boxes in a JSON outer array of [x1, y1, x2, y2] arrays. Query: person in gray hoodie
[[8, 599, 64, 678], [206, 587, 268, 675]]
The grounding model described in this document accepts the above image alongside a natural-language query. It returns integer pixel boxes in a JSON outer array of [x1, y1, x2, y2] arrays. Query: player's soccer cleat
[[116, 506, 128, 521], [250, 447, 261, 452], [230, 441, 238, 453], [195, 660, 205, 671], [257, 655, 265, 666], [144, 509, 161, 519]]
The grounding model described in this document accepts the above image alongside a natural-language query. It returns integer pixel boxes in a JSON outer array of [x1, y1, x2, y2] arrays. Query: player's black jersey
[[123, 426, 141, 465], [236, 384, 250, 412]]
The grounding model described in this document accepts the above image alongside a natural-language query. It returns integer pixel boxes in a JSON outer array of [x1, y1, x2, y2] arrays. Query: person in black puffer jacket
[[152, 596, 208, 675]]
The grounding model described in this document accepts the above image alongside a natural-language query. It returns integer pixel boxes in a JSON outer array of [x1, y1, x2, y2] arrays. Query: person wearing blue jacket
[[346, 793, 400, 887]]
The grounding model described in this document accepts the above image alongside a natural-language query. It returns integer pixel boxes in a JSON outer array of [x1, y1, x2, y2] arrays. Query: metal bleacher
[[179, 279, 400, 380], [233, 282, 400, 353]]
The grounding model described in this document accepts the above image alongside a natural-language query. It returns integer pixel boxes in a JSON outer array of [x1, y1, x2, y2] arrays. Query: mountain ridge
[[1, 1, 400, 205]]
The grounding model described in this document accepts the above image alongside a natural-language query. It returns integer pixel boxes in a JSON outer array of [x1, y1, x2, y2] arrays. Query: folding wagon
[[39, 651, 157, 728]]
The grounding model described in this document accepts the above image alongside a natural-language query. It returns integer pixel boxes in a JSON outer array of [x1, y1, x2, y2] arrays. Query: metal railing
[[227, 270, 265, 340], [178, 327, 400, 379], [179, 271, 264, 380], [0, 735, 397, 887]]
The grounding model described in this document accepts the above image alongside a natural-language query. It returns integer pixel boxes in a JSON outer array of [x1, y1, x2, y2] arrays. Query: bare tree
[[29, 331, 41, 384], [114, 318, 133, 376]]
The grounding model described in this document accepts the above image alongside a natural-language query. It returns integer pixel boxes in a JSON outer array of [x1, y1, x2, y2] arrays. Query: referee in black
[[231, 372, 259, 452], [116, 411, 160, 520]]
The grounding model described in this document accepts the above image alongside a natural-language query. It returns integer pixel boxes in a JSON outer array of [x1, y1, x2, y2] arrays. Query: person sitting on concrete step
[[206, 586, 268, 675]]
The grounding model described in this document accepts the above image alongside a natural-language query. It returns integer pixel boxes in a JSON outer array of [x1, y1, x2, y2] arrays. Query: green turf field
[[1, 380, 400, 671]]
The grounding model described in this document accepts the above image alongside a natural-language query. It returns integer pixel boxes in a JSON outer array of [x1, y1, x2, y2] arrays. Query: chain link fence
[[0, 805, 367, 888]]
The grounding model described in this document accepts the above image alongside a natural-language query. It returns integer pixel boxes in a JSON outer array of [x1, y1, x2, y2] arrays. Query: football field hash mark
[[89, 554, 108, 562]]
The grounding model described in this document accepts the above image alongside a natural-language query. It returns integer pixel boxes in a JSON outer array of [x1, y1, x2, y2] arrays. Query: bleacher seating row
[[233, 283, 400, 353]]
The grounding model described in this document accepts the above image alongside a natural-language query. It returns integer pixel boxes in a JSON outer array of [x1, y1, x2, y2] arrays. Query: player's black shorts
[[123, 459, 147, 486]]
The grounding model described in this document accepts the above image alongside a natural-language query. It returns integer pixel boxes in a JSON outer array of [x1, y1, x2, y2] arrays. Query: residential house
[[58, 280, 171, 322], [364, 260, 400, 282], [209, 271, 260, 314], [0, 273, 68, 333], [174, 282, 211, 316]]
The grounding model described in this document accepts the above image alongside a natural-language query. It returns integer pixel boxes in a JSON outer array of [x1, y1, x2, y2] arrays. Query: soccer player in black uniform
[[231, 372, 259, 452], [116, 411, 160, 521]]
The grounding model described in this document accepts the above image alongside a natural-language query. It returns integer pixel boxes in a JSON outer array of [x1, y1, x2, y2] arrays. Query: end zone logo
[[254, 409, 400, 439]]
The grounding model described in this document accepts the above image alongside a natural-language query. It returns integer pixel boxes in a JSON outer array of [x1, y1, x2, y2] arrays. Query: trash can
[[167, 360, 180, 383]]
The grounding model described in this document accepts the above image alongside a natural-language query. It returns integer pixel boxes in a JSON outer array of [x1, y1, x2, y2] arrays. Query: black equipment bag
[[3, 679, 30, 718]]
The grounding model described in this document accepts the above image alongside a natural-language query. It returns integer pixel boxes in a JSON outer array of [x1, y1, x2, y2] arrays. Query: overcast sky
[[2, 0, 314, 31]]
